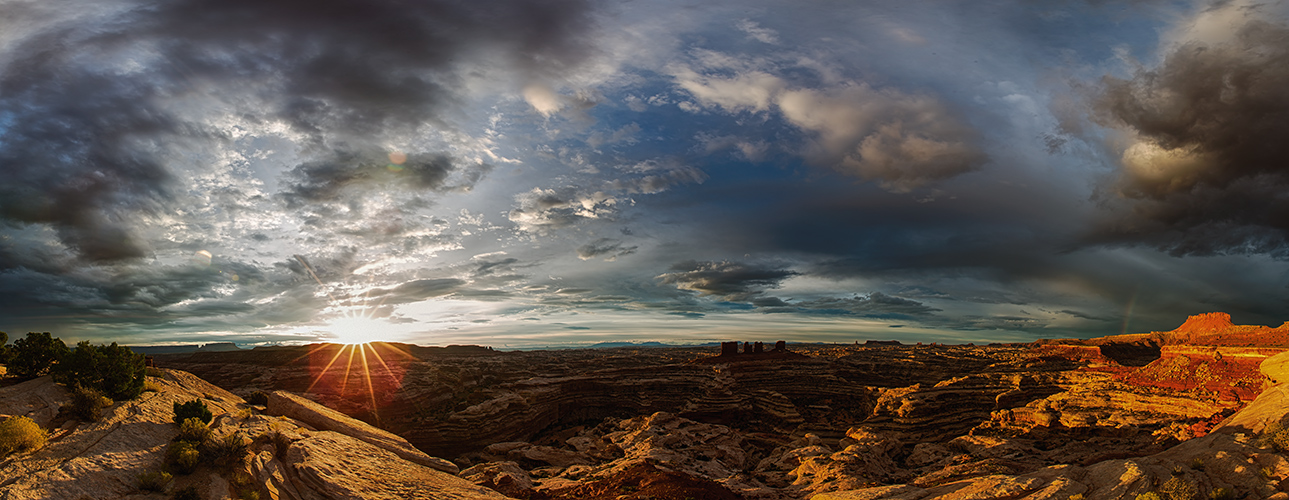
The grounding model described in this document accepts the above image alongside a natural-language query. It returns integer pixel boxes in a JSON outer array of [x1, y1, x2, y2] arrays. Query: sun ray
[[339, 344, 357, 396], [358, 343, 380, 425], [289, 343, 339, 367], [305, 344, 349, 394], [367, 343, 398, 381], [371, 340, 416, 360]]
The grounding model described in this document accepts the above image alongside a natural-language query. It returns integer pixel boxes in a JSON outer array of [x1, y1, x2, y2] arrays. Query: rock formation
[[0, 368, 503, 500], [128, 312, 1289, 500]]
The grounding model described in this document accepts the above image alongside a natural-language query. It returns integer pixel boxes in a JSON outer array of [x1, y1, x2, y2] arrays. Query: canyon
[[3, 312, 1289, 499]]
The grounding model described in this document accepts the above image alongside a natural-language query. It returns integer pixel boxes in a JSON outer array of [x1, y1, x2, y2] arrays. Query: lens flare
[[325, 315, 385, 345]]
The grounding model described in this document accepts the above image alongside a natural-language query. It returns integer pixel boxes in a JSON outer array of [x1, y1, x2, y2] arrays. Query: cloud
[[736, 19, 780, 44], [509, 162, 706, 234], [0, 0, 596, 263], [576, 238, 638, 261], [671, 55, 986, 192], [657, 261, 798, 302], [1090, 16, 1289, 257], [777, 84, 987, 192], [794, 293, 940, 316], [508, 187, 619, 234], [755, 292, 940, 318], [696, 133, 769, 161], [374, 278, 466, 304], [281, 151, 491, 207]]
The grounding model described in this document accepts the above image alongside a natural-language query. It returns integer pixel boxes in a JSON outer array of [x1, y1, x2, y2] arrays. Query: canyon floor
[[5, 312, 1289, 499]]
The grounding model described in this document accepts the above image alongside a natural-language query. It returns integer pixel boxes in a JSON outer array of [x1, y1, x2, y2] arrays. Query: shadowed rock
[[266, 390, 459, 474]]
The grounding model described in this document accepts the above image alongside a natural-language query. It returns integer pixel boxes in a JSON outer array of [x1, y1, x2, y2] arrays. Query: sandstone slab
[[285, 430, 509, 500], [266, 390, 458, 474]]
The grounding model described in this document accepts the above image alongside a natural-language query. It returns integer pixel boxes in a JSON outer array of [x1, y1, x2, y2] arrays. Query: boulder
[[266, 390, 458, 474], [286, 430, 507, 499]]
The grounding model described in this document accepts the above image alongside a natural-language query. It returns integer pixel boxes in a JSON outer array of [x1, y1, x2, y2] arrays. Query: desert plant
[[1159, 476, 1197, 500], [146, 366, 164, 378], [1190, 457, 1205, 470], [7, 332, 68, 378], [237, 489, 260, 500], [171, 485, 202, 500], [144, 380, 162, 393], [53, 341, 145, 400], [137, 470, 172, 492], [1135, 493, 1163, 500], [68, 385, 113, 421], [166, 440, 201, 475], [1210, 487, 1234, 500], [0, 416, 48, 456], [173, 399, 213, 425], [246, 391, 269, 406], [175, 417, 212, 443], [200, 432, 251, 471]]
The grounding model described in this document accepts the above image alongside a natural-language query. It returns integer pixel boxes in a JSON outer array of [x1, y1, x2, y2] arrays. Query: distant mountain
[[586, 341, 677, 349], [128, 342, 242, 355]]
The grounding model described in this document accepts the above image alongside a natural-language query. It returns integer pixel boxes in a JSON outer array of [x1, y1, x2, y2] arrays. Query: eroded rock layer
[[138, 312, 1289, 500]]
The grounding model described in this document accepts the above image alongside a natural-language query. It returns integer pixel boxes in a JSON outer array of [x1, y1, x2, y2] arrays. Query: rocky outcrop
[[813, 350, 1289, 500], [0, 369, 506, 500], [266, 390, 458, 474]]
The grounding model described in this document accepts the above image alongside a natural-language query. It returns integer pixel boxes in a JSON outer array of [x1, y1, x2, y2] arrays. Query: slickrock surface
[[813, 348, 1289, 499], [0, 368, 503, 500], [266, 390, 458, 474]]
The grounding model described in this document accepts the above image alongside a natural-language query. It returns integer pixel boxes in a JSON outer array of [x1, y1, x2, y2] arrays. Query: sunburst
[[290, 255, 415, 425]]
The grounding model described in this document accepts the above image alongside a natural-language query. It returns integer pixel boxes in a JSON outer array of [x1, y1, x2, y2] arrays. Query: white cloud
[[672, 53, 986, 192], [668, 64, 785, 113], [736, 19, 780, 44]]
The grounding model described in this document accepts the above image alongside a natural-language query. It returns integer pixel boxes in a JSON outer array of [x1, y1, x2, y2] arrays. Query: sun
[[324, 315, 386, 345]]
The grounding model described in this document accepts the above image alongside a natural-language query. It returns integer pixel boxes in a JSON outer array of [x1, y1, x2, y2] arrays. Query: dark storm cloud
[[373, 278, 466, 304], [1091, 20, 1289, 257], [576, 238, 638, 261], [657, 261, 798, 302], [0, 256, 319, 337], [281, 152, 491, 207], [796, 293, 940, 316], [752, 292, 938, 318], [0, 0, 596, 263]]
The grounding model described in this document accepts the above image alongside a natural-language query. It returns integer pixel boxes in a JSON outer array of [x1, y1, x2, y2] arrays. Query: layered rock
[[813, 350, 1289, 500]]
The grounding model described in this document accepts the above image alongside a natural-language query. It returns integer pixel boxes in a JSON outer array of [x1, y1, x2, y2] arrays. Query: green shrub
[[53, 341, 145, 400], [171, 485, 202, 500], [166, 441, 201, 475], [146, 367, 164, 378], [7, 332, 68, 378], [246, 391, 269, 406], [0, 416, 48, 456], [238, 489, 260, 500], [200, 432, 250, 470], [68, 385, 113, 422], [173, 400, 213, 425], [137, 470, 172, 492], [176, 417, 212, 443]]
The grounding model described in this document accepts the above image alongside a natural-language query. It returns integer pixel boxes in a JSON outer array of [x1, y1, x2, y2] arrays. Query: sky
[[1, 0, 1287, 348]]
